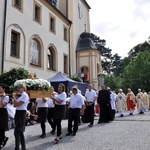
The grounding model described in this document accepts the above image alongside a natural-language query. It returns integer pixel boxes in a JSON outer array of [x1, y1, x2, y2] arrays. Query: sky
[[86, 0, 150, 57]]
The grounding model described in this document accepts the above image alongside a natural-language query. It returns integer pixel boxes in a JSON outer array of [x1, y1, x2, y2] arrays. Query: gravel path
[[3, 110, 150, 150]]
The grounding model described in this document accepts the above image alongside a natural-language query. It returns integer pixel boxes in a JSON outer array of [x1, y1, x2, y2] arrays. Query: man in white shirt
[[66, 86, 85, 136], [73, 83, 82, 95], [85, 84, 97, 127]]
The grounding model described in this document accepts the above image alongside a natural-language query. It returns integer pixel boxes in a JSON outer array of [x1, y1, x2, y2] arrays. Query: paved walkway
[[3, 110, 150, 150]]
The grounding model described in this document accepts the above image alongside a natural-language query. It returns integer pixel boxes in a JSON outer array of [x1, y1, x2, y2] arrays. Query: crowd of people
[[0, 82, 150, 149]]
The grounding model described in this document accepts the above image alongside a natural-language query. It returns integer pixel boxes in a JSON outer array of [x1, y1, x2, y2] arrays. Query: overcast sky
[[86, 0, 150, 57]]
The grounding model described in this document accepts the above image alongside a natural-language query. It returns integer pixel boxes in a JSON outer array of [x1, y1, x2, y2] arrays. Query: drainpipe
[[1, 0, 7, 73], [67, 0, 72, 76], [68, 22, 72, 76], [66, 0, 68, 17]]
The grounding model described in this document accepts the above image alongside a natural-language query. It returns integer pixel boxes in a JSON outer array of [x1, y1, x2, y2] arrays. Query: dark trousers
[[55, 119, 62, 136], [14, 129, 26, 150], [68, 108, 80, 133], [14, 110, 26, 150], [111, 109, 116, 120], [47, 108, 56, 131], [0, 129, 5, 145], [86, 103, 94, 124], [40, 121, 46, 135]]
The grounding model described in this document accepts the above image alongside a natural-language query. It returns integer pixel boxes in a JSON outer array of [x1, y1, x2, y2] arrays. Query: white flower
[[14, 78, 51, 90]]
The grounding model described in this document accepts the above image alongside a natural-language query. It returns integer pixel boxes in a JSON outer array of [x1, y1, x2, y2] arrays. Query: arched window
[[30, 39, 41, 66], [47, 47, 55, 70]]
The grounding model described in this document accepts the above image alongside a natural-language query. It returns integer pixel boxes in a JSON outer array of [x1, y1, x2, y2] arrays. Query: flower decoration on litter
[[14, 78, 51, 91]]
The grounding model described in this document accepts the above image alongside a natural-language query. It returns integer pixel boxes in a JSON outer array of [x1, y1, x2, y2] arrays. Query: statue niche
[[81, 66, 89, 82]]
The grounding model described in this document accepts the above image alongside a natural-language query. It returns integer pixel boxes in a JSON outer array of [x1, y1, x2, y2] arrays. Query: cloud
[[86, 0, 150, 57]]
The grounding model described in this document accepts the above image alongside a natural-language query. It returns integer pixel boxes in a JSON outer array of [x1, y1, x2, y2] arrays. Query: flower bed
[[14, 78, 52, 98]]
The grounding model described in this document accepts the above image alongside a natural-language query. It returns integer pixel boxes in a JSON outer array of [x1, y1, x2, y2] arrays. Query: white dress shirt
[[16, 92, 29, 110], [0, 95, 9, 108], [69, 93, 85, 108], [85, 89, 97, 102], [54, 92, 67, 105], [47, 97, 55, 108], [36, 98, 48, 108], [6, 103, 16, 118]]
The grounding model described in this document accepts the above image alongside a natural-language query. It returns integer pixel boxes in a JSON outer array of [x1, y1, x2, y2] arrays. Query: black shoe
[[72, 133, 76, 136], [50, 130, 55, 135], [0, 145, 2, 149], [129, 113, 133, 115], [2, 137, 9, 147], [97, 121, 102, 124], [54, 136, 62, 141], [139, 112, 144, 114], [54, 138, 59, 144], [119, 114, 124, 117], [40, 134, 46, 138], [66, 132, 72, 136], [88, 124, 93, 127], [104, 121, 110, 123]]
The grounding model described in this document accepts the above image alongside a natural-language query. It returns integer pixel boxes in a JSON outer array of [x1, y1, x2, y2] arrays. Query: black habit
[[97, 89, 112, 123]]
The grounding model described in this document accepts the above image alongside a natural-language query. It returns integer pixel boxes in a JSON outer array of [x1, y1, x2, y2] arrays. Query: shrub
[[0, 67, 29, 93]]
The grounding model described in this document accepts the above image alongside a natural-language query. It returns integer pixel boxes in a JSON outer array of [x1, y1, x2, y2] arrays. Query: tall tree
[[110, 53, 122, 76], [91, 33, 114, 74], [128, 41, 150, 59], [122, 51, 150, 93]]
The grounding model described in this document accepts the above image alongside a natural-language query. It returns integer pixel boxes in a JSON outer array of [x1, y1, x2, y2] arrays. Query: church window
[[13, 0, 23, 11], [64, 55, 68, 74], [50, 15, 56, 34], [34, 2, 42, 24], [10, 30, 20, 58], [64, 26, 68, 41], [47, 47, 56, 70], [78, 1, 82, 19], [30, 39, 41, 66]]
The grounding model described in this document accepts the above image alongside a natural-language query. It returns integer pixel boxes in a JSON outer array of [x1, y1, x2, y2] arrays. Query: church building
[[0, 0, 102, 90]]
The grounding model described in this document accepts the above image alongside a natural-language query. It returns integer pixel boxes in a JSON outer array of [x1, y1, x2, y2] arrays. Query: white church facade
[[0, 0, 102, 90]]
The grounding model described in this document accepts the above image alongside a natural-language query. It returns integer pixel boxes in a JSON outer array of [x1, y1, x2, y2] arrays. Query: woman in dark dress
[[12, 84, 29, 150], [35, 98, 48, 138], [51, 83, 67, 143], [0, 84, 9, 149]]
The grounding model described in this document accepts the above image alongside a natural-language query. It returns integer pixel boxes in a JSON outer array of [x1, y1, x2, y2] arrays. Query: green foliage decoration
[[68, 75, 83, 82]]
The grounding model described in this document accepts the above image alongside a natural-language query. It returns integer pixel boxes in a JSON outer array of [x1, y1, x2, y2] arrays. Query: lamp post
[[98, 72, 104, 90]]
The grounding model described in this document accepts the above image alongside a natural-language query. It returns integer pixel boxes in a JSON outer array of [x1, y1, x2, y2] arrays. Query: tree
[[121, 51, 150, 93], [0, 67, 29, 93], [110, 53, 122, 76], [128, 41, 150, 59], [91, 33, 114, 74]]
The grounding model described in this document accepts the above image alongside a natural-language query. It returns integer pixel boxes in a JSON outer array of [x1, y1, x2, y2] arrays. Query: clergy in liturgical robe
[[136, 89, 145, 114], [117, 89, 126, 117], [142, 90, 149, 111], [126, 88, 135, 115], [97, 85, 112, 123]]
